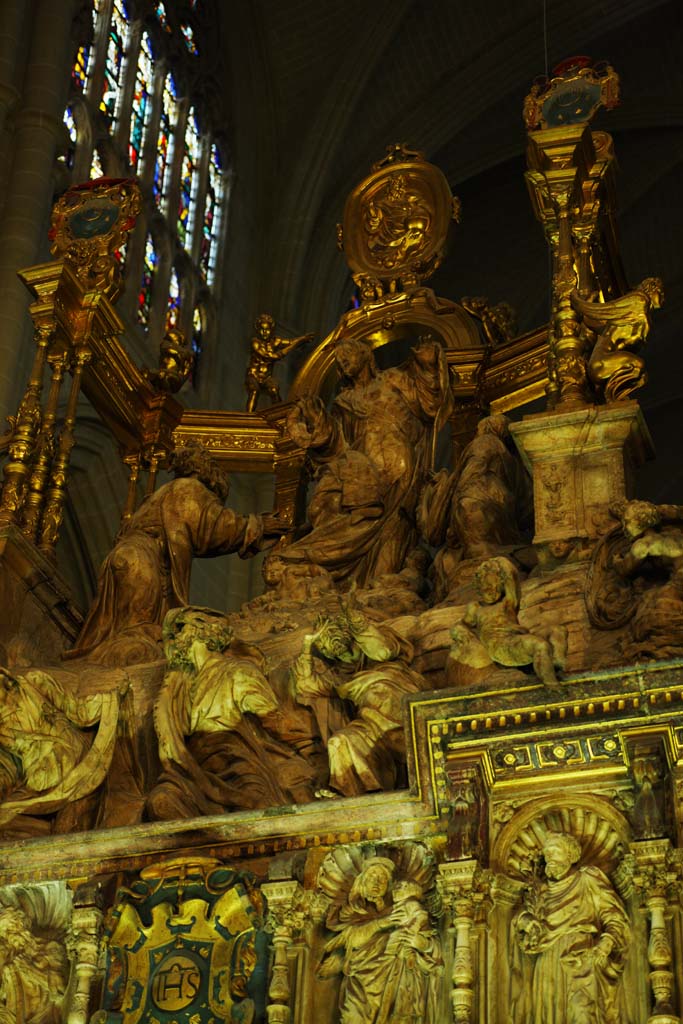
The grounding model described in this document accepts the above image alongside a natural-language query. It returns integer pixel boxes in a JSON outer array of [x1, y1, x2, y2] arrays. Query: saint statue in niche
[[509, 831, 631, 1024], [318, 853, 443, 1024]]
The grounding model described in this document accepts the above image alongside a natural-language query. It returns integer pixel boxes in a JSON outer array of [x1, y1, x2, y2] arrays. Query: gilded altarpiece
[[0, 59, 683, 1024]]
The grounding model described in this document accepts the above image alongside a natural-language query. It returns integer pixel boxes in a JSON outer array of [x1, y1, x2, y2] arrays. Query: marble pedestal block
[[510, 401, 653, 546]]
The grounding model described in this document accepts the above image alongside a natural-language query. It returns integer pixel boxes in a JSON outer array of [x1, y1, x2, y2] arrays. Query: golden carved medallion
[[339, 143, 460, 298]]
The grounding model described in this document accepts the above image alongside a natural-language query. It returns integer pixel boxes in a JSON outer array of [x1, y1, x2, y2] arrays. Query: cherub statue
[[245, 313, 313, 412], [0, 666, 119, 835], [147, 606, 319, 819], [291, 594, 425, 796], [571, 277, 664, 401], [510, 831, 631, 1024], [146, 325, 194, 393], [449, 556, 567, 687]]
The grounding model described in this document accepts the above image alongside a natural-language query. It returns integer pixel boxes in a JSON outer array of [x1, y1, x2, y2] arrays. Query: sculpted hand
[[593, 935, 614, 969], [317, 950, 344, 979]]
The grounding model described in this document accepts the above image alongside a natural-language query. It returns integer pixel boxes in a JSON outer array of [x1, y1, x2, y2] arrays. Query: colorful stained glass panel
[[129, 32, 153, 170], [100, 0, 129, 125], [138, 234, 158, 325], [154, 73, 178, 208], [177, 108, 200, 249], [167, 268, 180, 326], [200, 143, 224, 285]]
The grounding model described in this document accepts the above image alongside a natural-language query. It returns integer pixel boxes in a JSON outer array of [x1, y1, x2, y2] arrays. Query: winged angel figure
[[571, 277, 664, 402]]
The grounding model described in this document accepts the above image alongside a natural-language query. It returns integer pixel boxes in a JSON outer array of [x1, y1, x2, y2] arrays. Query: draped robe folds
[[510, 866, 631, 1024], [148, 651, 319, 819], [293, 620, 424, 795], [282, 351, 450, 586], [0, 671, 118, 831], [69, 477, 263, 664]]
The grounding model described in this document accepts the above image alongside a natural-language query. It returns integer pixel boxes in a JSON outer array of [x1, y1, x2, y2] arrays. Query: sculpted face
[[543, 842, 574, 880], [335, 340, 370, 378], [622, 501, 659, 539], [255, 316, 274, 340], [477, 568, 503, 604], [359, 863, 392, 901]]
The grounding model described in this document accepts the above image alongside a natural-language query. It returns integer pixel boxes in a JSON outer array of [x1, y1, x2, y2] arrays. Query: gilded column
[[0, 322, 52, 525], [39, 346, 91, 551], [22, 350, 68, 539]]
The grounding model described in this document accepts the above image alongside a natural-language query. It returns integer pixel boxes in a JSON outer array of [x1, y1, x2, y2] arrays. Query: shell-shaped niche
[[491, 794, 630, 880]]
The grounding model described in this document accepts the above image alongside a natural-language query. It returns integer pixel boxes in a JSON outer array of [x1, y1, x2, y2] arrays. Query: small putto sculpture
[[146, 325, 194, 393], [449, 556, 566, 687], [244, 313, 313, 411]]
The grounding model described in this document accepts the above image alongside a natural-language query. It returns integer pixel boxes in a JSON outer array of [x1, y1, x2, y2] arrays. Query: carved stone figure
[[245, 313, 313, 412], [147, 607, 320, 820], [510, 831, 631, 1024], [613, 499, 683, 660], [68, 442, 268, 666], [420, 413, 532, 599], [0, 901, 69, 1023], [0, 666, 118, 835], [571, 277, 664, 401], [317, 848, 443, 1024], [449, 557, 566, 687], [291, 598, 425, 796], [282, 335, 452, 587], [588, 500, 683, 660]]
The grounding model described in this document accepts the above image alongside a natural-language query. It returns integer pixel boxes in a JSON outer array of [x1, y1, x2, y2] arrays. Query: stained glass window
[[62, 106, 78, 170], [154, 73, 178, 209], [167, 268, 181, 326], [177, 108, 201, 249], [201, 143, 224, 285], [192, 306, 203, 367], [155, 2, 172, 33], [181, 25, 198, 55], [138, 234, 157, 325], [72, 45, 91, 91], [90, 148, 104, 179], [61, 0, 229, 382], [100, 0, 128, 124], [129, 32, 153, 171]]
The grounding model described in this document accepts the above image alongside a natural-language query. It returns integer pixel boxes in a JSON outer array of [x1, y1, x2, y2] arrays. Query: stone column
[[0, 0, 77, 418], [631, 840, 681, 1024], [65, 882, 105, 1024], [438, 860, 491, 1024], [262, 879, 304, 1024]]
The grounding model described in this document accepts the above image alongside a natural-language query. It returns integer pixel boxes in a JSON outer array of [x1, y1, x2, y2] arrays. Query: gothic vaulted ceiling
[[216, 0, 683, 504]]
